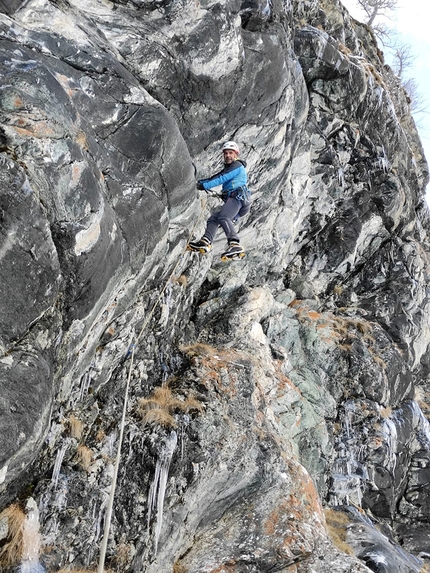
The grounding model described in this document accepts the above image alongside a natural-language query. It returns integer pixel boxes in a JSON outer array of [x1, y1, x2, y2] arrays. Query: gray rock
[[0, 0, 429, 571]]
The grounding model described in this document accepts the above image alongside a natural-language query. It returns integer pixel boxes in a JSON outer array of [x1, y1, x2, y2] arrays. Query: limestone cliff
[[0, 0, 429, 571]]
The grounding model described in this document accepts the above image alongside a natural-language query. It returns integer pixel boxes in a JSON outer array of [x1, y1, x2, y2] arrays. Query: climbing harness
[[97, 193, 209, 573], [206, 185, 251, 203], [229, 185, 251, 202]]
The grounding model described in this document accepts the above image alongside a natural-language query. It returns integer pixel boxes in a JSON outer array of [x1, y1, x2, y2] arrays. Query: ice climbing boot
[[221, 242, 245, 261], [187, 237, 212, 254]]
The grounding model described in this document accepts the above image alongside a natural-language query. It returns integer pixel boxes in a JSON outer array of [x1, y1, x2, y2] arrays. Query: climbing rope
[[97, 193, 209, 572]]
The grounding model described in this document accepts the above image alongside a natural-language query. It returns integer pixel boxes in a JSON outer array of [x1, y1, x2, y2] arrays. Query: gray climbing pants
[[203, 196, 251, 244]]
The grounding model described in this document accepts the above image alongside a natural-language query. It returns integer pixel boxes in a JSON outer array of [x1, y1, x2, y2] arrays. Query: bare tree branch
[[403, 77, 428, 116], [391, 43, 414, 78], [355, 0, 397, 25], [349, 0, 427, 123]]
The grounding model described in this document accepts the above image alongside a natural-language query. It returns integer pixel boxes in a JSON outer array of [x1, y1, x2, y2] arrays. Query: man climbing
[[187, 141, 251, 260]]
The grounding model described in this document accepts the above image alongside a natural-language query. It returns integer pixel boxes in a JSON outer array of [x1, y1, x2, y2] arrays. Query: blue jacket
[[199, 159, 247, 195]]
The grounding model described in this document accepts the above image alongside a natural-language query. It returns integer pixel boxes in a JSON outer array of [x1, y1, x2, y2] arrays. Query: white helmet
[[222, 141, 240, 154]]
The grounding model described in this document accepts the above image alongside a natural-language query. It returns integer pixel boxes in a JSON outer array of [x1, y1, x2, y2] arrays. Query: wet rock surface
[[0, 0, 430, 572]]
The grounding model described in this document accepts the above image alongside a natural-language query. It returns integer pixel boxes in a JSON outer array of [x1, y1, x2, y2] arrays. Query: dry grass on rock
[[324, 508, 354, 556], [137, 384, 204, 429], [0, 504, 26, 569]]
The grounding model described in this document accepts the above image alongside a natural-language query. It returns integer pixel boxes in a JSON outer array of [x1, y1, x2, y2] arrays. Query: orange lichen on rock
[[263, 462, 324, 546], [14, 121, 57, 138], [264, 500, 290, 536], [273, 360, 301, 398]]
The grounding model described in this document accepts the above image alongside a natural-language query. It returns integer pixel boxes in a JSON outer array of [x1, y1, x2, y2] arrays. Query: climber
[[187, 141, 251, 260]]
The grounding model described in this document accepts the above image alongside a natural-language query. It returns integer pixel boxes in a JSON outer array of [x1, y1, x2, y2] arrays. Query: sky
[[341, 0, 430, 195]]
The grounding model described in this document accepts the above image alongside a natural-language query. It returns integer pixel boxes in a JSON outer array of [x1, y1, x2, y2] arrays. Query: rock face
[[0, 0, 429, 572]]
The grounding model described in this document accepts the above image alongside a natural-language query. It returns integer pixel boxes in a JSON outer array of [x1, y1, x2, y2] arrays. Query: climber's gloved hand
[[196, 181, 205, 191]]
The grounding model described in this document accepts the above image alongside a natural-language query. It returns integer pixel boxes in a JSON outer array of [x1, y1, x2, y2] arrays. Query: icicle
[[380, 417, 398, 474], [374, 85, 384, 110], [154, 467, 167, 553], [330, 401, 366, 507], [179, 415, 190, 460], [147, 430, 178, 554], [158, 282, 173, 329], [68, 369, 93, 407], [39, 473, 69, 528], [343, 400, 356, 439], [45, 422, 64, 450], [17, 498, 46, 573], [94, 495, 109, 543], [79, 371, 92, 401], [101, 431, 117, 458], [17, 559, 46, 572], [375, 146, 391, 172], [39, 468, 70, 547], [147, 462, 161, 531], [51, 438, 71, 487], [400, 401, 430, 449]]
